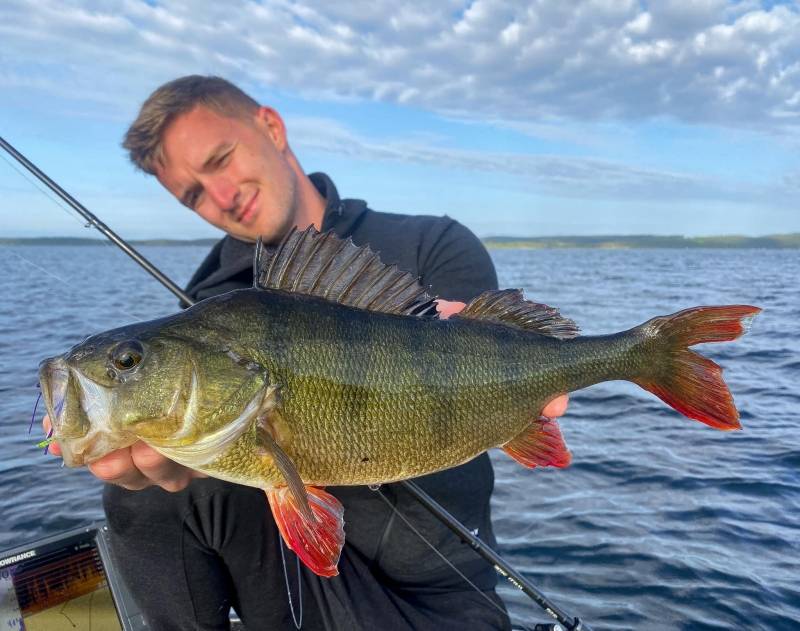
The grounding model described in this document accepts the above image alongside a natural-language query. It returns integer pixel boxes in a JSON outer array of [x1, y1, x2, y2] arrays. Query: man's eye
[[186, 190, 202, 209]]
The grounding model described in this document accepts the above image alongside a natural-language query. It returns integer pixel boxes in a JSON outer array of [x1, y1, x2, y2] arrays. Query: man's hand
[[42, 415, 205, 492], [435, 299, 570, 419]]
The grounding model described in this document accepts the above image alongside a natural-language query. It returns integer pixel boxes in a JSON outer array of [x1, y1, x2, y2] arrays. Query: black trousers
[[103, 478, 511, 631]]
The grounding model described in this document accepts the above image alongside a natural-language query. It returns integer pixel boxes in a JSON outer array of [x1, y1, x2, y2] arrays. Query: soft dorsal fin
[[453, 289, 579, 339], [255, 226, 438, 317]]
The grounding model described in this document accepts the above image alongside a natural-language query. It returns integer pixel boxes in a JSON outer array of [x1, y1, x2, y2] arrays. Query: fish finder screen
[[0, 538, 122, 631]]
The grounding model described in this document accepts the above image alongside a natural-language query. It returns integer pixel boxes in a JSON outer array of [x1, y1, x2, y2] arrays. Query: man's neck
[[295, 180, 326, 231], [289, 155, 326, 232]]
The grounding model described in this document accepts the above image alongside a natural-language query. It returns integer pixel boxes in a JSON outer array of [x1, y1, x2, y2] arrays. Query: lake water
[[0, 244, 797, 630]]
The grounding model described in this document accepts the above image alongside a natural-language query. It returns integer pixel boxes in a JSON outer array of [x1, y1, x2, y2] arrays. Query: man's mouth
[[237, 190, 259, 224]]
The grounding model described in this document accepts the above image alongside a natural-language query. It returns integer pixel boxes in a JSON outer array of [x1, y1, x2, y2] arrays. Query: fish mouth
[[38, 356, 135, 466], [39, 357, 72, 438]]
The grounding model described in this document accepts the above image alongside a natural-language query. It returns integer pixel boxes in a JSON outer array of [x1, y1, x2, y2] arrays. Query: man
[[46, 76, 569, 630]]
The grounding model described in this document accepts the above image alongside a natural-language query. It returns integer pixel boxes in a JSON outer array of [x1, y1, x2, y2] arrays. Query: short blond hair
[[123, 75, 260, 174]]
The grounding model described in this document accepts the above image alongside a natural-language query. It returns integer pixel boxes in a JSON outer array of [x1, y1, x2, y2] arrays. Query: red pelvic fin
[[266, 485, 345, 578], [502, 416, 572, 469], [633, 305, 761, 430]]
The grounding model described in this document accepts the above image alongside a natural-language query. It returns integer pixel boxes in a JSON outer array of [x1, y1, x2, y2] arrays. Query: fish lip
[[38, 356, 87, 467], [38, 356, 70, 437]]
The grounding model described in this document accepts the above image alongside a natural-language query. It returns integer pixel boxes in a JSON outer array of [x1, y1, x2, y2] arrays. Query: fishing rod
[[1, 134, 589, 631], [0, 135, 193, 307], [401, 480, 585, 631]]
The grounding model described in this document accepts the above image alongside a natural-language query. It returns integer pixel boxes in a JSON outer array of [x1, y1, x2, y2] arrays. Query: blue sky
[[1, 0, 798, 239]]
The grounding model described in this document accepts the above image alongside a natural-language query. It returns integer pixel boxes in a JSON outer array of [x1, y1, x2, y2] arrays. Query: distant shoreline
[[483, 234, 800, 249], [0, 237, 221, 247], [1, 234, 799, 248]]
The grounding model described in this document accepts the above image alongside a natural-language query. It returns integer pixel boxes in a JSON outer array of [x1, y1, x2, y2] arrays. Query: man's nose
[[205, 177, 239, 211]]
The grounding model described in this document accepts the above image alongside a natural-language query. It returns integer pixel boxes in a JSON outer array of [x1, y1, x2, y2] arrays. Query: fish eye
[[111, 340, 144, 371]]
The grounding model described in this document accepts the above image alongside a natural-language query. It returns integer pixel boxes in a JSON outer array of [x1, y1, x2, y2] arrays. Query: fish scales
[[193, 290, 627, 486]]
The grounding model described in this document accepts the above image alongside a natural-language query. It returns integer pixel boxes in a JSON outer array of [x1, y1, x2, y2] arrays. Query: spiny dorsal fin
[[453, 289, 579, 339], [255, 226, 438, 317]]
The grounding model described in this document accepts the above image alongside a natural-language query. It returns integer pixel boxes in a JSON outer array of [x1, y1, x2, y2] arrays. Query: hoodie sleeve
[[417, 217, 498, 301]]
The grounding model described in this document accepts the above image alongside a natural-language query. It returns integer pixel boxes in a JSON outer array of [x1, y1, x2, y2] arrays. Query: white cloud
[[0, 0, 797, 132], [1, 0, 797, 226], [288, 115, 782, 204]]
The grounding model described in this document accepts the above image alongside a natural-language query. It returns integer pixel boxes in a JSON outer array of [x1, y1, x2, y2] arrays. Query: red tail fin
[[632, 305, 760, 430]]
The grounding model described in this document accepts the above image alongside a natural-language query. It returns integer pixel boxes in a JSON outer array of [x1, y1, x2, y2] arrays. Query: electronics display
[[0, 524, 146, 631]]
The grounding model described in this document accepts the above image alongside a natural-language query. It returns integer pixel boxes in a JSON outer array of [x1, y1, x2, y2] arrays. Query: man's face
[[155, 105, 299, 243]]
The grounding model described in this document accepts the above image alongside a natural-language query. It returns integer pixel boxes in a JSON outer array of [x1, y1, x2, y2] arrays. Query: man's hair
[[123, 75, 260, 175]]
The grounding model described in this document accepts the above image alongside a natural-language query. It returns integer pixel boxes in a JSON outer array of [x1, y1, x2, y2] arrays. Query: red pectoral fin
[[266, 485, 345, 578], [503, 416, 572, 468]]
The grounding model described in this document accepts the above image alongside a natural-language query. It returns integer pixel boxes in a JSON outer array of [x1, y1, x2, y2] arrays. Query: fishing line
[[42, 428, 54, 455], [0, 151, 101, 232], [28, 392, 42, 435], [374, 488, 535, 631], [278, 538, 303, 629], [1, 248, 116, 334], [4, 248, 70, 285]]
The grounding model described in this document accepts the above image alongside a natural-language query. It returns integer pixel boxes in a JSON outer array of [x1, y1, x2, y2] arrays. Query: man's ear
[[254, 106, 289, 152]]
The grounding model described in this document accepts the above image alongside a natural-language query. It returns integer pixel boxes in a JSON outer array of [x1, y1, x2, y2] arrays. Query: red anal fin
[[266, 486, 345, 578], [503, 416, 572, 468]]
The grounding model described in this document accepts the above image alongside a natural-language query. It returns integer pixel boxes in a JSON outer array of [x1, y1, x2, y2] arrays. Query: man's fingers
[[130, 441, 204, 493], [88, 449, 152, 491], [435, 299, 466, 320], [41, 414, 62, 456], [542, 394, 569, 418], [44, 425, 199, 492]]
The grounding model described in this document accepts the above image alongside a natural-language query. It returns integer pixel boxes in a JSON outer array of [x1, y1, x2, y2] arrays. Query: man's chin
[[253, 216, 296, 245], [226, 220, 264, 243], [224, 207, 296, 244]]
